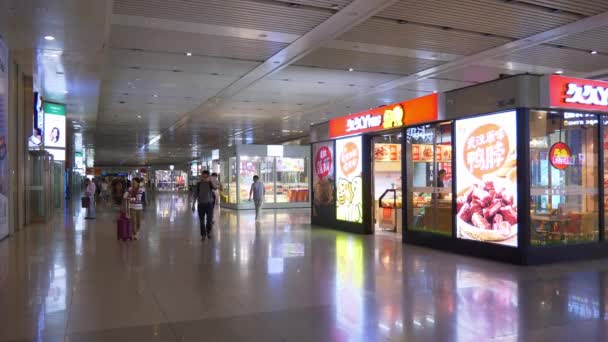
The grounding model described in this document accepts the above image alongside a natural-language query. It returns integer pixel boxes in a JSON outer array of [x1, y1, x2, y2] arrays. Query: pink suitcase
[[117, 212, 133, 241]]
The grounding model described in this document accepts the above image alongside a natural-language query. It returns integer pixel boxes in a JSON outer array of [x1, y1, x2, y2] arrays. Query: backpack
[[196, 181, 216, 205]]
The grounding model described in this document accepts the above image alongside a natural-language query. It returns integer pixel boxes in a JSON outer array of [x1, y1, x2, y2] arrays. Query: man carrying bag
[[192, 171, 217, 240]]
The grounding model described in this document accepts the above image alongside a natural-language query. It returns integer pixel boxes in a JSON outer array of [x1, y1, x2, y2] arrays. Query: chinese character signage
[[312, 142, 335, 221], [336, 136, 363, 223], [455, 111, 518, 247], [549, 75, 608, 112], [0, 37, 8, 239], [549, 142, 572, 170], [329, 94, 438, 138]]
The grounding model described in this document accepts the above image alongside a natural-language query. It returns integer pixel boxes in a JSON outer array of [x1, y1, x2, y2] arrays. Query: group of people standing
[[83, 176, 148, 240]]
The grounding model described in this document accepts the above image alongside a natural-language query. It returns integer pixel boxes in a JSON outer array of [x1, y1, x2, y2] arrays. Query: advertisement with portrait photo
[[455, 111, 518, 247]]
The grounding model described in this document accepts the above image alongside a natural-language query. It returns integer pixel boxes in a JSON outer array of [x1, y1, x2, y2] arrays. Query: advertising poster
[[336, 136, 363, 223], [312, 141, 335, 221], [0, 37, 8, 239], [43, 101, 66, 148], [373, 143, 401, 162], [455, 111, 518, 247]]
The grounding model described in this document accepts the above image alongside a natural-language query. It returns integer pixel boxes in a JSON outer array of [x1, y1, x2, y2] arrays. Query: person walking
[[100, 178, 110, 204], [84, 178, 96, 219], [249, 175, 265, 221], [124, 180, 144, 240], [192, 170, 217, 240], [211, 172, 222, 225]]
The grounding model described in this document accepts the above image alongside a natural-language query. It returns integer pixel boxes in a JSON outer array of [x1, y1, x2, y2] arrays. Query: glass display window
[[276, 157, 309, 203], [228, 157, 237, 203], [530, 110, 599, 245], [239, 157, 275, 203], [406, 123, 453, 236]]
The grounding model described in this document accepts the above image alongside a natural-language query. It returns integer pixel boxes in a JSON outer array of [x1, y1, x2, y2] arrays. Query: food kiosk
[[311, 74, 608, 264], [217, 144, 311, 210]]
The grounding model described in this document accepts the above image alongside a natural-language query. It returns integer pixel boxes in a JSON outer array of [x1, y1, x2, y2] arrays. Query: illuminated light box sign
[[329, 93, 438, 138], [455, 111, 518, 247], [43, 101, 66, 148], [549, 142, 573, 170], [549, 75, 608, 112], [335, 136, 362, 223]]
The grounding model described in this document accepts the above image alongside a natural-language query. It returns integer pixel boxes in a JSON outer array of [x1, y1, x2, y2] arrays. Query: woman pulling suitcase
[[124, 180, 145, 240]]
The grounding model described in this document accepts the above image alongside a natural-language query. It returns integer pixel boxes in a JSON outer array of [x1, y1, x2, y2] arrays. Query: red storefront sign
[[549, 75, 608, 112], [329, 93, 438, 138], [549, 142, 572, 170]]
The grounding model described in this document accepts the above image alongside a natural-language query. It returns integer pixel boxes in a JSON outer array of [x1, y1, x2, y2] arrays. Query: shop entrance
[[371, 132, 403, 235]]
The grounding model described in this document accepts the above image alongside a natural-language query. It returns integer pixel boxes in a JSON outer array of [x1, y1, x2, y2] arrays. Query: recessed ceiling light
[[63, 90, 68, 94], [433, 90, 438, 93], [555, 70, 564, 74], [137, 115, 142, 119], [348, 67, 354, 72], [591, 50, 598, 55], [331, 4, 339, 9], [44, 35, 55, 41], [153, 94, 158, 97], [186, 52, 192, 56]]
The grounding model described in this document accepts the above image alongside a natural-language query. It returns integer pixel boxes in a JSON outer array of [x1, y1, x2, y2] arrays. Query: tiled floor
[[1, 192, 608, 341]]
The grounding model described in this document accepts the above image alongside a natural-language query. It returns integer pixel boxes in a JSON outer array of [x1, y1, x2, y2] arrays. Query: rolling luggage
[[117, 212, 132, 241], [81, 196, 90, 208]]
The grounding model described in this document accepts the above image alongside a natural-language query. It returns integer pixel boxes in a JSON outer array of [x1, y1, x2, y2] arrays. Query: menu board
[[336, 136, 363, 223], [0, 37, 8, 239], [374, 143, 401, 161], [312, 142, 335, 220], [455, 111, 518, 247]]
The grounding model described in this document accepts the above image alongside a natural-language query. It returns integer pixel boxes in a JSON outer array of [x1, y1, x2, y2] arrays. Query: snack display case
[[215, 145, 310, 210]]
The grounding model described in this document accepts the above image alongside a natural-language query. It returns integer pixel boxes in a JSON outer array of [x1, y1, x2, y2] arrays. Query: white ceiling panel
[[107, 49, 260, 77], [517, 0, 608, 16], [268, 65, 399, 86], [379, 0, 578, 39], [497, 45, 608, 72], [550, 25, 608, 53], [110, 25, 288, 61], [296, 47, 443, 75], [272, 0, 353, 10], [338, 18, 511, 56], [113, 0, 332, 35]]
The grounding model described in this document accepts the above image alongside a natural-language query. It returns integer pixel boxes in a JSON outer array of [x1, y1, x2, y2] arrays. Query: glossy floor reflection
[[2, 193, 608, 341]]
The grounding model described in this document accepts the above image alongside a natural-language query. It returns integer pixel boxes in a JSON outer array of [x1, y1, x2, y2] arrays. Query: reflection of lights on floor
[[413, 319, 422, 327], [378, 323, 390, 331]]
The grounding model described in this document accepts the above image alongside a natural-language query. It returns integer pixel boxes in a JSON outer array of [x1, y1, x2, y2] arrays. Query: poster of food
[[455, 111, 518, 247], [312, 142, 335, 221], [336, 136, 363, 223], [374, 143, 401, 161], [0, 37, 8, 239]]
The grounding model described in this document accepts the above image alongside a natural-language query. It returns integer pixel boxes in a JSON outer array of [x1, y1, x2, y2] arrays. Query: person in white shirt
[[124, 180, 145, 240], [249, 175, 265, 221], [84, 179, 96, 219], [211, 173, 222, 225]]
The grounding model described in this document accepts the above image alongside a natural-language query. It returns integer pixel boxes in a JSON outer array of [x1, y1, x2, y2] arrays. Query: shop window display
[[239, 157, 275, 203], [227, 158, 237, 203], [406, 123, 453, 236], [276, 158, 309, 203], [529, 111, 599, 245]]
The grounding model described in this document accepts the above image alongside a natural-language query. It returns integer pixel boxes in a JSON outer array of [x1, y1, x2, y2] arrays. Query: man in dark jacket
[[192, 170, 218, 240]]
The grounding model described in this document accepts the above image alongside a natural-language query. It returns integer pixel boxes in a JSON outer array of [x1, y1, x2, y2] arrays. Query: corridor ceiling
[[4, 0, 608, 165]]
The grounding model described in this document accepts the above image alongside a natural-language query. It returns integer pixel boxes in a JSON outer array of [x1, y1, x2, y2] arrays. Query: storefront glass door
[[406, 123, 453, 236], [372, 132, 403, 234]]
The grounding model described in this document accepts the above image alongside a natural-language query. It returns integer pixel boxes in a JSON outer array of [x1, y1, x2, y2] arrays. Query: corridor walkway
[[1, 193, 608, 341]]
